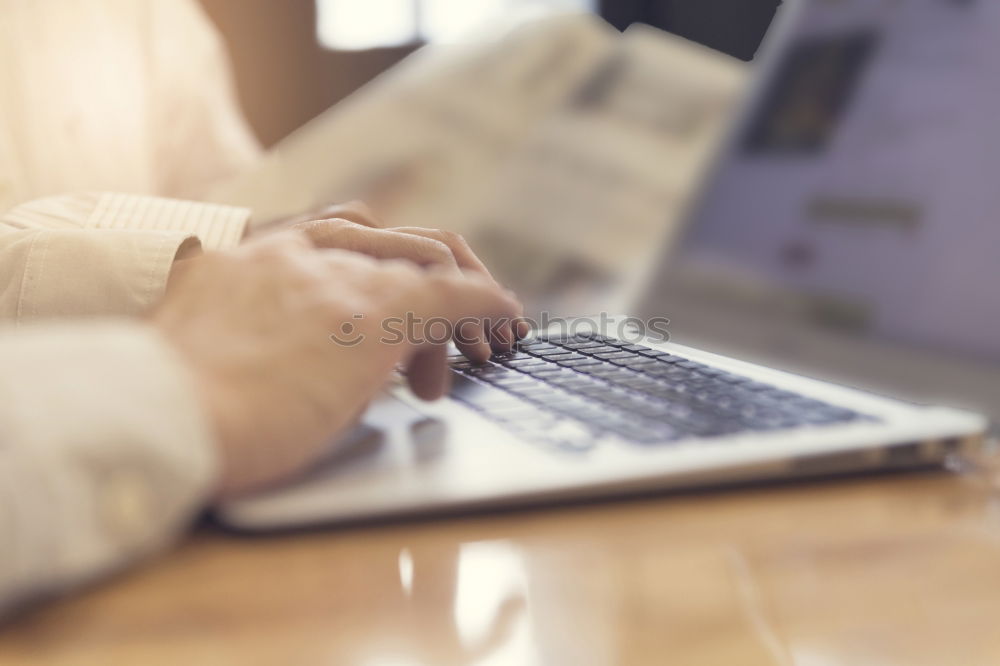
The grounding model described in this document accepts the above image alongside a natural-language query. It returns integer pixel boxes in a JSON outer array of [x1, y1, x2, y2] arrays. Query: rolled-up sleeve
[[0, 322, 218, 615], [0, 192, 249, 323]]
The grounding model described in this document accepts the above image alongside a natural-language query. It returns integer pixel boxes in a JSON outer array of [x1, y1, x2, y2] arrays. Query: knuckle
[[317, 217, 352, 231], [422, 228, 464, 248], [439, 229, 465, 245], [409, 236, 455, 266], [424, 238, 454, 260]]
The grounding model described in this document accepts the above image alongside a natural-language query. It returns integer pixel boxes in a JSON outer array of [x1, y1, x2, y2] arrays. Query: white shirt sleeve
[[0, 192, 249, 323], [0, 192, 246, 613], [0, 322, 218, 616]]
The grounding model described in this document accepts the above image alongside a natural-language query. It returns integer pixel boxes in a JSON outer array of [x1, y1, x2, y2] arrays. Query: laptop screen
[[676, 0, 1000, 363]]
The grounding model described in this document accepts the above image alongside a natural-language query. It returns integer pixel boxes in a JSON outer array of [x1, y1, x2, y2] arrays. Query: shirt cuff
[[11, 229, 196, 322], [85, 192, 249, 251]]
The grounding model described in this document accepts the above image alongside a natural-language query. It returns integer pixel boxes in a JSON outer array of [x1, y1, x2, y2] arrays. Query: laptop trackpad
[[306, 392, 445, 473]]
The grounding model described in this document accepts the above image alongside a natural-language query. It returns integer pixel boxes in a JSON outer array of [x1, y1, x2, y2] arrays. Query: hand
[[263, 201, 528, 355], [152, 232, 522, 497]]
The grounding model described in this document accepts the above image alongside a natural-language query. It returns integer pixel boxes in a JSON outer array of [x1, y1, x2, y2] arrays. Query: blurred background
[[199, 0, 781, 147]]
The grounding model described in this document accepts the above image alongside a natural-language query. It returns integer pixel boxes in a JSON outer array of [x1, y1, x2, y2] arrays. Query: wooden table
[[4, 471, 1000, 666]]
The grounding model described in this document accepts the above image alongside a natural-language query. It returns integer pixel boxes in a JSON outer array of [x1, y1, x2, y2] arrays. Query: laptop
[[216, 0, 995, 531]]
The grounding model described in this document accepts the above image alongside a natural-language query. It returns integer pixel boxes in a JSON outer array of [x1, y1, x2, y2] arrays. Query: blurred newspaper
[[210, 14, 746, 314]]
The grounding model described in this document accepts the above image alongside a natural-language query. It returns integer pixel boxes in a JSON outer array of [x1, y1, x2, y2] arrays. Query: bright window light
[[421, 0, 594, 43], [317, 0, 418, 51], [420, 0, 505, 44], [317, 0, 595, 50]]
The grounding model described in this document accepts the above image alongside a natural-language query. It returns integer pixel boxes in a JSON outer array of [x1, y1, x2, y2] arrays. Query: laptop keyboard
[[448, 334, 873, 451]]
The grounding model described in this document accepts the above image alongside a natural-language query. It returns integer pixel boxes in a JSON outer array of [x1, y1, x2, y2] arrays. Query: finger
[[454, 318, 493, 363], [404, 344, 452, 401], [300, 221, 463, 274], [486, 313, 515, 354], [504, 288, 531, 340], [389, 227, 495, 280], [515, 317, 532, 340], [316, 201, 383, 228]]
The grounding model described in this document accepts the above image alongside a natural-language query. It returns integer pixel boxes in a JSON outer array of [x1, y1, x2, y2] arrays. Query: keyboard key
[[532, 347, 580, 357], [465, 365, 510, 378], [493, 352, 536, 362], [639, 365, 681, 378], [581, 366, 630, 378], [620, 344, 651, 353], [505, 358, 549, 369], [547, 376, 601, 391], [522, 365, 574, 378], [557, 358, 604, 368], [562, 340, 605, 350], [484, 375, 542, 388], [506, 385, 553, 400], [520, 342, 559, 350], [654, 356, 686, 365], [593, 351, 635, 360], [579, 346, 621, 356], [628, 359, 667, 371], [614, 376, 663, 390], [605, 356, 650, 367], [544, 352, 588, 362], [535, 334, 578, 344]]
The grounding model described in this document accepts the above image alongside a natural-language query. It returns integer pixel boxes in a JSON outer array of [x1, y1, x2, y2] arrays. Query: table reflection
[[5, 473, 1000, 665], [354, 540, 536, 666]]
